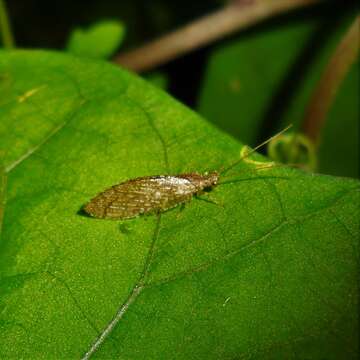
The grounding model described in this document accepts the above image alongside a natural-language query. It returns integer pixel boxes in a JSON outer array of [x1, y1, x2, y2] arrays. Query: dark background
[[6, 0, 357, 106], [5, 0, 359, 177]]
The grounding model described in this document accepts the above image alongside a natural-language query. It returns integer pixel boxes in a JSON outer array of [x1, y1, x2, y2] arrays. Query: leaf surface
[[0, 50, 359, 359]]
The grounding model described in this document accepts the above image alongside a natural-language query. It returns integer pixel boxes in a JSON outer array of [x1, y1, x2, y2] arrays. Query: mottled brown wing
[[84, 176, 196, 220]]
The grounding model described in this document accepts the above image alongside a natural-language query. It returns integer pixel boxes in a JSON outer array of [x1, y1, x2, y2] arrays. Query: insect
[[83, 126, 291, 220]]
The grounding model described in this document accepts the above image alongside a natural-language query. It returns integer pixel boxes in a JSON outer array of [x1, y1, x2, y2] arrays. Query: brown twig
[[114, 0, 321, 73], [302, 16, 360, 145]]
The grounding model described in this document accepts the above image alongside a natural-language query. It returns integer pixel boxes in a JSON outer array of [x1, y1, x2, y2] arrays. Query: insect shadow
[[77, 208, 92, 218], [80, 126, 292, 221]]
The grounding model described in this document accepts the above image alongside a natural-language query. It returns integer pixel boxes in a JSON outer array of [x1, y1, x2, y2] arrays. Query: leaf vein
[[148, 187, 360, 288], [82, 214, 162, 359], [44, 271, 100, 335], [5, 104, 83, 173], [123, 95, 170, 173]]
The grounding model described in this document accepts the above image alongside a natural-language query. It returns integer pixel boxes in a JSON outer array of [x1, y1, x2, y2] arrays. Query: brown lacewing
[[83, 126, 291, 220]]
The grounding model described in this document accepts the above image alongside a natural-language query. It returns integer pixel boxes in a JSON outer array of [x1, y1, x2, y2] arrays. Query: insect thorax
[[181, 171, 219, 190]]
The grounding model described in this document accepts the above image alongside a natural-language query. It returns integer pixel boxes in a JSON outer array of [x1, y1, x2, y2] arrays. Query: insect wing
[[84, 176, 196, 219]]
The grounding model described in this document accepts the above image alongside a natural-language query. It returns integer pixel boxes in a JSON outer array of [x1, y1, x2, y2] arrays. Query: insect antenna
[[218, 162, 301, 186], [219, 124, 293, 177]]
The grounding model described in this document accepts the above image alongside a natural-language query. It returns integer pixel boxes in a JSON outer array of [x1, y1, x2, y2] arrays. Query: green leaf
[[198, 14, 359, 178], [318, 59, 359, 178], [0, 50, 359, 359], [267, 132, 317, 171], [66, 20, 125, 59], [145, 71, 169, 90], [198, 20, 315, 145]]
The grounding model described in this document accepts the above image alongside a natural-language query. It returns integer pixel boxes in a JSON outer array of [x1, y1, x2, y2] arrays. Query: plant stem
[[114, 0, 321, 73], [302, 16, 359, 145], [0, 0, 14, 48]]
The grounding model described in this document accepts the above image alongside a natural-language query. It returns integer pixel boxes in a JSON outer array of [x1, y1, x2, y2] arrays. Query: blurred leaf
[[0, 50, 359, 359], [66, 20, 125, 59], [268, 132, 317, 171], [145, 71, 169, 90], [197, 13, 358, 178], [317, 59, 359, 178], [198, 20, 315, 145]]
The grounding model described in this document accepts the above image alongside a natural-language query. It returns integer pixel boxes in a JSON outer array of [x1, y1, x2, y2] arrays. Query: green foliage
[[198, 20, 314, 145], [318, 59, 359, 178], [268, 132, 317, 172], [0, 0, 15, 48], [66, 20, 125, 59], [198, 14, 359, 178], [146, 72, 169, 90], [0, 51, 359, 359]]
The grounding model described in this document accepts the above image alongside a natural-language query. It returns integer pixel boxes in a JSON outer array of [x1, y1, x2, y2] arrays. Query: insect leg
[[176, 203, 187, 219], [195, 194, 224, 208]]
